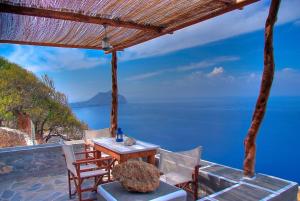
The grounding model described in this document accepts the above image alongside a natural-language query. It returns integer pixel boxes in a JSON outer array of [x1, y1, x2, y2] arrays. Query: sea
[[72, 96, 300, 184]]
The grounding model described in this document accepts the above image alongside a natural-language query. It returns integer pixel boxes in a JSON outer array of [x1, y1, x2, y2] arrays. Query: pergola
[[0, 0, 281, 177]]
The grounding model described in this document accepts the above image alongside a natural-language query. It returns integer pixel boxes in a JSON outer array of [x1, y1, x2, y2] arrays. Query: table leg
[[95, 151, 102, 166], [84, 144, 89, 159], [119, 156, 127, 164], [147, 155, 156, 165]]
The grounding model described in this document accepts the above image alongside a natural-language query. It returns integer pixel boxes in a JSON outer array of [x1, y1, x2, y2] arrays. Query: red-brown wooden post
[[110, 51, 118, 137], [243, 0, 281, 177]]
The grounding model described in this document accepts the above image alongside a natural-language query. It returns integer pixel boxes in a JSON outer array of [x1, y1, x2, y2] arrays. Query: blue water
[[72, 97, 300, 183]]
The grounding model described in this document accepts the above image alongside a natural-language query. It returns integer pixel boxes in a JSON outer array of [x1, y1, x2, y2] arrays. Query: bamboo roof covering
[[0, 0, 258, 52]]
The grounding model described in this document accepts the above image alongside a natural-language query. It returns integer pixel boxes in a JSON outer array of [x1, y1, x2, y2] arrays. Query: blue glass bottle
[[116, 128, 124, 142]]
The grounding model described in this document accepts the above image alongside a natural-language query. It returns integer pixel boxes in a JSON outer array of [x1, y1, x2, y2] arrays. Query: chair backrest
[[62, 144, 77, 176], [159, 146, 202, 182], [178, 146, 202, 166], [84, 128, 111, 141]]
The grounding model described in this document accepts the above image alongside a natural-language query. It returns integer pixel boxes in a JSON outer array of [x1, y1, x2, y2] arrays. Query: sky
[[0, 0, 300, 103]]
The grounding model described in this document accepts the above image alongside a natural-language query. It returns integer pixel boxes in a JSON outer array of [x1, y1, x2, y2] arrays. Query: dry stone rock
[[124, 137, 136, 146], [0, 127, 29, 148], [112, 160, 160, 192], [0, 164, 13, 174]]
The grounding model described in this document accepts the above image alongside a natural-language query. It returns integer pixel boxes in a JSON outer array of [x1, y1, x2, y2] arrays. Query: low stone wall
[[0, 127, 28, 148], [0, 144, 65, 180], [0, 143, 84, 181]]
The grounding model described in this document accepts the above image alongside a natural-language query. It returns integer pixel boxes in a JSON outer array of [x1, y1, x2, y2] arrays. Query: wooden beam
[[0, 3, 162, 33], [0, 40, 102, 50], [110, 51, 118, 137], [217, 0, 235, 4], [217, 0, 244, 9], [243, 0, 280, 177], [106, 0, 259, 53]]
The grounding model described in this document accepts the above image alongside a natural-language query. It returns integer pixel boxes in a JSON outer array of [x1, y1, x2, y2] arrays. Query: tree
[[243, 0, 281, 177], [0, 57, 87, 143]]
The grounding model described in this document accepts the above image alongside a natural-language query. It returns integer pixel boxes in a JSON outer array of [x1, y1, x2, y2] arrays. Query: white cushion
[[80, 164, 98, 171], [80, 169, 107, 178], [160, 172, 190, 185]]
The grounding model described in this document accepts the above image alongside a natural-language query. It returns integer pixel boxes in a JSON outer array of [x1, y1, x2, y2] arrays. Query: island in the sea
[[70, 91, 127, 108]]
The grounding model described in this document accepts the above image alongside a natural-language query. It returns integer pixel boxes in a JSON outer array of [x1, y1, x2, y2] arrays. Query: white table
[[93, 137, 159, 164], [97, 181, 187, 201]]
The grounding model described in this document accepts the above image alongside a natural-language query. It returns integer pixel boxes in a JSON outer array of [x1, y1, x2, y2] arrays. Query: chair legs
[[68, 170, 71, 199], [77, 178, 82, 201], [67, 172, 108, 201], [174, 166, 200, 200], [193, 181, 198, 200], [194, 165, 199, 200]]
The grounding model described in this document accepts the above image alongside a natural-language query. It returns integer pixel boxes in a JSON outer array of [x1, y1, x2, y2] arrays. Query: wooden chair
[[159, 147, 202, 200], [62, 144, 112, 201], [83, 128, 111, 158], [83, 128, 116, 168], [84, 128, 111, 148]]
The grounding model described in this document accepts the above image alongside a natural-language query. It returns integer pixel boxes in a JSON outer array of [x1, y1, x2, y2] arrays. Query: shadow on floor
[[0, 174, 196, 201]]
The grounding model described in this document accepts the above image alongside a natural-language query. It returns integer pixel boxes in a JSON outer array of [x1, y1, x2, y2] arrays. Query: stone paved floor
[[0, 175, 194, 201], [0, 174, 97, 201]]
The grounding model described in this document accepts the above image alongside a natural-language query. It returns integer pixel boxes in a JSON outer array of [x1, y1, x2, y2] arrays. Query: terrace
[[0, 142, 298, 201], [0, 0, 299, 200]]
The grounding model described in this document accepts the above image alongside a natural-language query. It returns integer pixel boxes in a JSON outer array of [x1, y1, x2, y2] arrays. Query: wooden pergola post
[[243, 0, 281, 177], [110, 51, 118, 137]]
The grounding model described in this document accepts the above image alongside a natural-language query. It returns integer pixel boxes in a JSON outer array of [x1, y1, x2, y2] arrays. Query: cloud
[[207, 67, 224, 77], [126, 71, 164, 81], [241, 68, 300, 96], [281, 67, 294, 72], [117, 66, 300, 102], [133, 67, 300, 101], [186, 67, 300, 96], [121, 0, 300, 61], [126, 56, 238, 81], [6, 45, 108, 72], [188, 71, 203, 80]]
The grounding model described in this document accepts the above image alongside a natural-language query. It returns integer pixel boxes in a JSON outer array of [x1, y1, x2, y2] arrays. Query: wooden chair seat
[[62, 144, 113, 201], [80, 164, 98, 171], [80, 169, 107, 178], [160, 172, 190, 185]]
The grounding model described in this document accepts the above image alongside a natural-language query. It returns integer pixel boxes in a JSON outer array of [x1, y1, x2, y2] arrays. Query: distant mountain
[[70, 91, 127, 108]]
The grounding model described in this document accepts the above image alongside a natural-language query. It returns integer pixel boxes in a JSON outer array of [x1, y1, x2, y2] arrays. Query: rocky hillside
[[70, 91, 127, 108], [0, 127, 32, 148]]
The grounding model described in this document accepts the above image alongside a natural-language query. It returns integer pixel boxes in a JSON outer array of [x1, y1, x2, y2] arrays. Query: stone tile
[[55, 194, 75, 201], [10, 192, 22, 201], [1, 190, 14, 199], [0, 181, 10, 193], [201, 165, 244, 182], [28, 183, 42, 191], [39, 184, 54, 192], [54, 179, 64, 185], [213, 184, 272, 201], [38, 193, 57, 201], [10, 181, 27, 190], [242, 174, 291, 192], [0, 174, 98, 201]]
